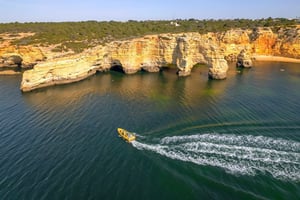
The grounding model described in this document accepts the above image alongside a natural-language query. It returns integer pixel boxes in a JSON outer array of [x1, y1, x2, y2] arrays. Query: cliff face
[[0, 45, 46, 69], [220, 27, 300, 59], [14, 26, 300, 91], [21, 56, 99, 92], [101, 33, 229, 76]]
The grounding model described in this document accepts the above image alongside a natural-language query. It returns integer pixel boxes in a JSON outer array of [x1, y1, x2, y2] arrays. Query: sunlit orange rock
[[15, 26, 300, 92]]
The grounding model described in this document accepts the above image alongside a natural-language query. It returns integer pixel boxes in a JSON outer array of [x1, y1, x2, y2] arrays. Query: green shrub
[[0, 18, 297, 53]]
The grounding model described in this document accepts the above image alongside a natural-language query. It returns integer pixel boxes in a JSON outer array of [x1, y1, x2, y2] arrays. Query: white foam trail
[[132, 133, 300, 182], [134, 133, 145, 139]]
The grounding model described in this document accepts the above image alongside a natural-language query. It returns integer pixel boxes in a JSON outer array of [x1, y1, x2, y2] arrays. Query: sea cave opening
[[110, 59, 124, 73]]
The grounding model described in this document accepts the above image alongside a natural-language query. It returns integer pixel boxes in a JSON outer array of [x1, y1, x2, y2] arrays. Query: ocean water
[[0, 62, 299, 200]]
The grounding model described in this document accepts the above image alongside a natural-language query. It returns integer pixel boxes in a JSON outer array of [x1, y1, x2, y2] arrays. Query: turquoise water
[[0, 62, 299, 199]]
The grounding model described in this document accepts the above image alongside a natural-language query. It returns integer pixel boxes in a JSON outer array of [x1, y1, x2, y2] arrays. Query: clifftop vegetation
[[0, 18, 298, 53]]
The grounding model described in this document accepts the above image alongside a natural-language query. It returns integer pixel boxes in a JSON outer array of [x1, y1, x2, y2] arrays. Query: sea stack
[[236, 49, 253, 68], [207, 47, 229, 79]]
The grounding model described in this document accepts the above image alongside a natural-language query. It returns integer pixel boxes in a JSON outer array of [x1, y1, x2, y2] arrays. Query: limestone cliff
[[13, 26, 300, 91], [0, 45, 46, 69], [97, 33, 230, 77], [218, 27, 300, 61]]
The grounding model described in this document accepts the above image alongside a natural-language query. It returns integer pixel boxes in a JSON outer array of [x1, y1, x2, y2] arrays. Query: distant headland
[[0, 18, 299, 92]]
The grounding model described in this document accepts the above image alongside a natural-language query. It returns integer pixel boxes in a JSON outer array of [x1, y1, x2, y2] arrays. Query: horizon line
[[1, 17, 299, 24]]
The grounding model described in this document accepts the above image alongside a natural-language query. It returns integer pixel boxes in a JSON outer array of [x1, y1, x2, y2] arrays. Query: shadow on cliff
[[171, 41, 180, 72]]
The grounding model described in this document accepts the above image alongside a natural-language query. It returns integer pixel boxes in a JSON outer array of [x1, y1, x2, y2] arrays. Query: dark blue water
[[0, 62, 299, 199]]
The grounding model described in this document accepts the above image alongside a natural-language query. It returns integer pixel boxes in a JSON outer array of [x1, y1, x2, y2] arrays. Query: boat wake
[[131, 133, 300, 182]]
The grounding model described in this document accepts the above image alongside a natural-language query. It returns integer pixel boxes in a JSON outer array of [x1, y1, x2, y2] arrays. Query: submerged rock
[[141, 61, 160, 72], [177, 70, 191, 76]]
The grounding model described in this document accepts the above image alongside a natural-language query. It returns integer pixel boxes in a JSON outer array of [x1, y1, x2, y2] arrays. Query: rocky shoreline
[[1, 26, 300, 92]]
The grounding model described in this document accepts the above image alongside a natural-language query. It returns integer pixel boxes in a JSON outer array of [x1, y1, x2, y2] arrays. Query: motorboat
[[117, 128, 136, 142]]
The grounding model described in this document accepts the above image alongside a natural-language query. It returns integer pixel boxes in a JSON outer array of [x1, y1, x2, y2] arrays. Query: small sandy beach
[[252, 55, 300, 63], [0, 70, 21, 75]]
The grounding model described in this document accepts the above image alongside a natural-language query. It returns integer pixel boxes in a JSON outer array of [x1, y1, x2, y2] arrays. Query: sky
[[0, 0, 299, 23]]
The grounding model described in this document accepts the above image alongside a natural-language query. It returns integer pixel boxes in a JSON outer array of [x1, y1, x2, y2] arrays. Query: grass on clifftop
[[0, 18, 298, 53]]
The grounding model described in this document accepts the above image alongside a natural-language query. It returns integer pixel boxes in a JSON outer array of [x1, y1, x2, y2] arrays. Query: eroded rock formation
[[21, 56, 99, 92], [4, 26, 299, 92], [0, 55, 23, 68], [236, 50, 253, 68], [207, 47, 229, 79], [0, 46, 46, 69]]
